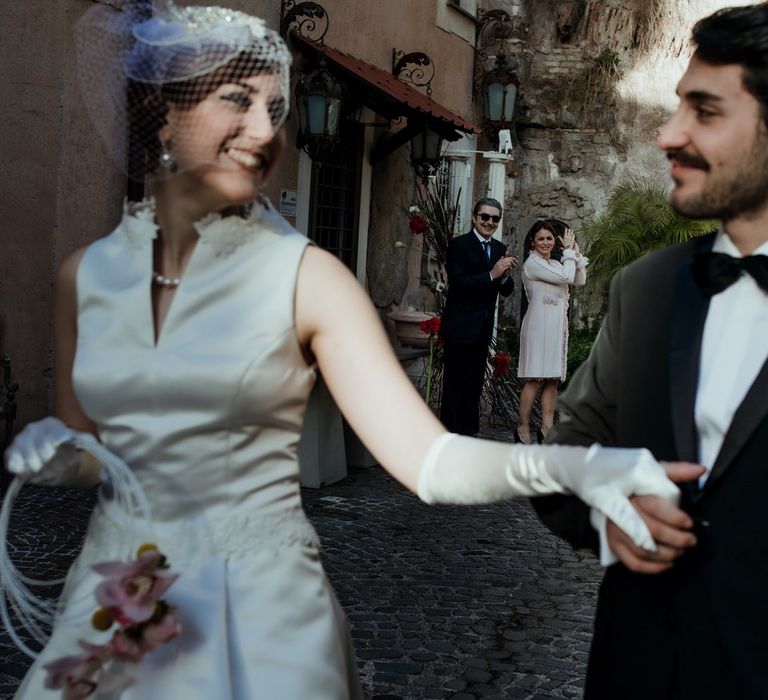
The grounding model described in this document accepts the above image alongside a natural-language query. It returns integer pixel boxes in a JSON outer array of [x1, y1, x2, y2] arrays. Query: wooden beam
[[369, 122, 423, 165]]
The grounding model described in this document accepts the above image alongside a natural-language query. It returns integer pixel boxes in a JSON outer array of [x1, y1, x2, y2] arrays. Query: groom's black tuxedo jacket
[[441, 232, 514, 345], [534, 231, 768, 700]]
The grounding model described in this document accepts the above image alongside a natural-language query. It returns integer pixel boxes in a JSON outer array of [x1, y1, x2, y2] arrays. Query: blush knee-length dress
[[517, 249, 588, 382], [14, 200, 363, 699]]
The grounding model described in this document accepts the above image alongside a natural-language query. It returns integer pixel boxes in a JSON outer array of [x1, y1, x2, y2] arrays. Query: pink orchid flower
[[108, 608, 182, 662], [91, 551, 165, 579], [107, 629, 145, 663], [93, 552, 178, 624], [43, 651, 105, 698], [44, 547, 181, 698], [140, 610, 182, 652]]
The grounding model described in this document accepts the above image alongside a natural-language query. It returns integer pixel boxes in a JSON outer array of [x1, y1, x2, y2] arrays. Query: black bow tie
[[692, 251, 768, 297]]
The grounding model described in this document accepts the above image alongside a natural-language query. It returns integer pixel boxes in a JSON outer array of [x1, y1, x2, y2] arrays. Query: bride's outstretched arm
[[295, 247, 678, 551], [295, 247, 444, 489]]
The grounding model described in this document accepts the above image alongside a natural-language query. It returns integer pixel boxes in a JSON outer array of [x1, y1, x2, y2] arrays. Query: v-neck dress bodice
[[15, 201, 363, 700]]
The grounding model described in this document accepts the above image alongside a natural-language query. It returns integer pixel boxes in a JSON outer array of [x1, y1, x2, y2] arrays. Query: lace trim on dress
[[195, 200, 265, 257], [78, 501, 321, 568], [119, 196, 278, 257], [121, 197, 159, 249]]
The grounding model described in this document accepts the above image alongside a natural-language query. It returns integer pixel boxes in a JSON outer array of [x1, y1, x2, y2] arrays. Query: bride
[[4, 3, 695, 698]]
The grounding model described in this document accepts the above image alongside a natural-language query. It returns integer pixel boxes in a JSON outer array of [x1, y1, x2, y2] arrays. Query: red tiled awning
[[290, 33, 478, 142]]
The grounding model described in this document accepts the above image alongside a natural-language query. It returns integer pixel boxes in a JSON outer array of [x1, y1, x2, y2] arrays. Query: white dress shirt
[[595, 231, 768, 565], [473, 229, 497, 281], [695, 233, 768, 480]]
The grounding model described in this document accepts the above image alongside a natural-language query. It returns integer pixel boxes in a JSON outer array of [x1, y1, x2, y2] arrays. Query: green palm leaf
[[582, 176, 716, 293]]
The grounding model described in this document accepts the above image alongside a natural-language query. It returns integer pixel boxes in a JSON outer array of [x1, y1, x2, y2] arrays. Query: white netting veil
[[76, 1, 292, 180]]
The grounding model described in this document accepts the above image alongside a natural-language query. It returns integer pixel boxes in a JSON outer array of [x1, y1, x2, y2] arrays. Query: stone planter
[[387, 310, 437, 349]]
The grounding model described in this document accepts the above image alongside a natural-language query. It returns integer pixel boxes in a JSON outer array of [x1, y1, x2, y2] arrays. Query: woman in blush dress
[[2, 5, 682, 699], [517, 220, 588, 444]]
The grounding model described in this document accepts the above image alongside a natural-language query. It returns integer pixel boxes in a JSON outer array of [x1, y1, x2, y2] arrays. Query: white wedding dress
[[15, 200, 363, 699]]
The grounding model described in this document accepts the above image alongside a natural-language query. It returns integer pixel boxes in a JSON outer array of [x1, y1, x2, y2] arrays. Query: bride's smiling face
[[160, 72, 287, 207]]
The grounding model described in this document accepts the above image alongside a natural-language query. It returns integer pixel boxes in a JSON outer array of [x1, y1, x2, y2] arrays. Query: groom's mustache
[[666, 149, 710, 170]]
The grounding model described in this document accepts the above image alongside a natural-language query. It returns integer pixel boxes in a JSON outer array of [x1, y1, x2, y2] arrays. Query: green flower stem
[[424, 336, 434, 403]]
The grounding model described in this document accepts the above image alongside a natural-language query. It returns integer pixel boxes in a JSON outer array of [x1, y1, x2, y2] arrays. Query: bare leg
[[518, 380, 541, 444], [540, 379, 559, 436]]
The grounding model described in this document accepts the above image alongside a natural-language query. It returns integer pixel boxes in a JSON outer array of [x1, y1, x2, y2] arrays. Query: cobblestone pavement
[[0, 433, 602, 700]]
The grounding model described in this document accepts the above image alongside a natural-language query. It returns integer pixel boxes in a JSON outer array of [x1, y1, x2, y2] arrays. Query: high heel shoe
[[515, 426, 532, 445], [536, 429, 545, 444]]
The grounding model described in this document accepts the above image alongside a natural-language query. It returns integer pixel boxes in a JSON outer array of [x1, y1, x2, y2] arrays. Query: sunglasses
[[478, 213, 501, 223]]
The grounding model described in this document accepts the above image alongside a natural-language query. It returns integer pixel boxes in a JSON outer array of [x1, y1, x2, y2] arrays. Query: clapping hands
[[491, 251, 518, 279]]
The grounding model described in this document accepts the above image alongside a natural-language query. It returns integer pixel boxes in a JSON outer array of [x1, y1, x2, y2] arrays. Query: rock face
[[487, 0, 745, 325]]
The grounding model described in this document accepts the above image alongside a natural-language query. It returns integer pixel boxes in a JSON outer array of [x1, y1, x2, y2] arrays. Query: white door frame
[[295, 116, 373, 287]]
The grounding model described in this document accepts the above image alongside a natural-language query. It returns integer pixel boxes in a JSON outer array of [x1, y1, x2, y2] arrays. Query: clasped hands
[[607, 461, 706, 573], [491, 250, 518, 279]]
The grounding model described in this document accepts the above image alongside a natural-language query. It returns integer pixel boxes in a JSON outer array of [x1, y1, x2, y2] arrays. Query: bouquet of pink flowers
[[43, 543, 181, 699]]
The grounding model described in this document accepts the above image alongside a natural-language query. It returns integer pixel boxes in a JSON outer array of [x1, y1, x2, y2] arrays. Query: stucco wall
[[328, 1, 476, 123], [0, 0, 123, 430], [318, 0, 478, 312], [0, 0, 295, 429]]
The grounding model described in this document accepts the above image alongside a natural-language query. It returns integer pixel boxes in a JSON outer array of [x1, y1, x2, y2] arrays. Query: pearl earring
[[159, 142, 176, 172]]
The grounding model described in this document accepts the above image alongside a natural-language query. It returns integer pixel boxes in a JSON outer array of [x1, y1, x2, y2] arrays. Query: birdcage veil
[[75, 1, 292, 181]]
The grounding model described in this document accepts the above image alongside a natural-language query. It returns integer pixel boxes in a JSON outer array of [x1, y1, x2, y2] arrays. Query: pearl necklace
[[152, 271, 182, 288]]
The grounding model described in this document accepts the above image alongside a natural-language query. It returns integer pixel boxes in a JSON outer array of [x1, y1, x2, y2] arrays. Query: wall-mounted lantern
[[391, 49, 442, 180], [295, 57, 345, 160], [410, 127, 443, 181], [474, 9, 517, 145], [282, 1, 347, 159], [482, 51, 518, 135]]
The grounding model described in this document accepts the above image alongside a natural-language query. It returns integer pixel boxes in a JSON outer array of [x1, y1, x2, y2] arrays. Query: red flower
[[491, 352, 511, 378], [409, 214, 429, 235], [419, 316, 441, 336]]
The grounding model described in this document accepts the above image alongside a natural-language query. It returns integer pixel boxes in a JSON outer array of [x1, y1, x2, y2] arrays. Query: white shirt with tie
[[473, 229, 504, 281]]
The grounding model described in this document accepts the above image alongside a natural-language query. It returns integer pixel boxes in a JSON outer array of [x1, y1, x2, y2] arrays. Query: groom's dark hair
[[693, 3, 768, 126]]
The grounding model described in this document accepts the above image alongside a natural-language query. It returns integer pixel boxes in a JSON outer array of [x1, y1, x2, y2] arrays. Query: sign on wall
[[279, 189, 297, 217]]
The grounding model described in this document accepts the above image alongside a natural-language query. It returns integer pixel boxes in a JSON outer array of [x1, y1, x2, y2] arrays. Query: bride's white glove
[[4, 417, 94, 486], [417, 434, 678, 552]]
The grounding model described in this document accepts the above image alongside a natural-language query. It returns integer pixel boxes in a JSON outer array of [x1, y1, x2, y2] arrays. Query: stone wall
[[483, 0, 758, 325]]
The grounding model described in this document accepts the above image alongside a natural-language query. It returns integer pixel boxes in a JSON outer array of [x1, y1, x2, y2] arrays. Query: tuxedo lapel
[[705, 353, 768, 490], [668, 259, 710, 463], [668, 234, 717, 505]]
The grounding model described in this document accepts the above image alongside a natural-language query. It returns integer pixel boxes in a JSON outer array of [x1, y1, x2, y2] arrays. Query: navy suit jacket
[[440, 232, 514, 345]]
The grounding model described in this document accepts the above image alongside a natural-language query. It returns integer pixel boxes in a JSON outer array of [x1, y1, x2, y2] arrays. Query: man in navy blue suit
[[440, 198, 517, 435]]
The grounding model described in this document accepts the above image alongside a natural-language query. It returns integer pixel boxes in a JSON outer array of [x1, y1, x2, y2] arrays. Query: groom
[[534, 4, 768, 699]]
